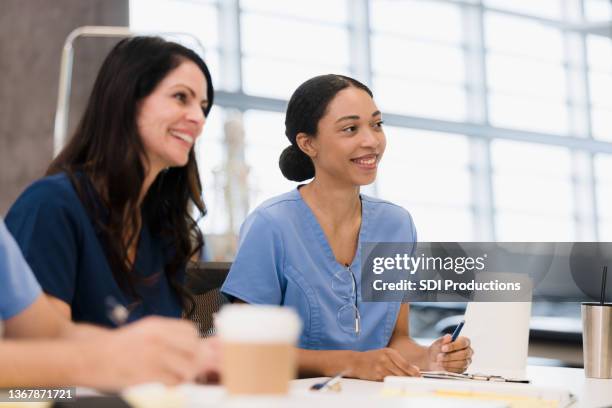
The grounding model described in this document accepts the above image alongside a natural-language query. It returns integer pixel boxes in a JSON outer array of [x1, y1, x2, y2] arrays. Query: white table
[[290, 366, 612, 408], [120, 365, 611, 408]]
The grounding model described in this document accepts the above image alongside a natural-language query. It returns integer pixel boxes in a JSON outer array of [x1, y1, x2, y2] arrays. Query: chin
[[351, 174, 377, 186], [166, 156, 190, 168]]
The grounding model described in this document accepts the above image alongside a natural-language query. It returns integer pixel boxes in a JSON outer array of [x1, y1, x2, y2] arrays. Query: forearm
[[297, 348, 358, 378], [388, 335, 430, 370], [60, 322, 109, 339], [0, 341, 89, 388]]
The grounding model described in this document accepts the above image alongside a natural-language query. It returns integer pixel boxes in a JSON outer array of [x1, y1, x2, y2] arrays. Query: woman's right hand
[[350, 348, 420, 381], [80, 317, 208, 390]]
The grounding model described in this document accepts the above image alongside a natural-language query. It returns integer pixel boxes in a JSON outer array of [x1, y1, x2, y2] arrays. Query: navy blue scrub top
[[222, 188, 417, 351], [5, 173, 184, 326]]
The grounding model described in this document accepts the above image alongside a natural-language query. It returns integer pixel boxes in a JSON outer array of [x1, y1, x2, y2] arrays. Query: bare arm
[[3, 295, 71, 339], [0, 317, 214, 390], [387, 303, 431, 369], [0, 340, 89, 388], [297, 349, 357, 377], [233, 299, 418, 380], [4, 294, 113, 340]]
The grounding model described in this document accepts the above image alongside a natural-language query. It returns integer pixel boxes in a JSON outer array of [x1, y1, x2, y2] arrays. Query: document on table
[[383, 376, 575, 408]]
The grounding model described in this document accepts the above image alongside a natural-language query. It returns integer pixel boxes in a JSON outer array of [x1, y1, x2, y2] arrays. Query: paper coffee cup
[[215, 304, 302, 395]]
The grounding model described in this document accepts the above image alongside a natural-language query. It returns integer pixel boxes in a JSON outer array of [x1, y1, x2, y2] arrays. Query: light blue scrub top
[[221, 188, 417, 351], [0, 219, 42, 321]]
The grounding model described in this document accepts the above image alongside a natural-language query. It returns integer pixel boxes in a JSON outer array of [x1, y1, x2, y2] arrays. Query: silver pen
[[105, 296, 130, 326]]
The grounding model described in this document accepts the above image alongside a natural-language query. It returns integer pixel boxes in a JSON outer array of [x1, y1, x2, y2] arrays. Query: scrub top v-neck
[[222, 187, 417, 350], [5, 173, 184, 326]]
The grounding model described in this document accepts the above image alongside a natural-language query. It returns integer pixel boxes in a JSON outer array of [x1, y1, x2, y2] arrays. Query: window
[[130, 0, 612, 247], [370, 0, 466, 121], [484, 12, 568, 134], [377, 127, 473, 241], [491, 140, 574, 241], [240, 0, 349, 99], [129, 0, 220, 85], [243, 110, 296, 208], [595, 154, 612, 241], [587, 35, 612, 142]]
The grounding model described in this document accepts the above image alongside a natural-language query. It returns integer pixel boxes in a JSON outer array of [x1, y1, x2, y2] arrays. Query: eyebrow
[[335, 111, 382, 123]]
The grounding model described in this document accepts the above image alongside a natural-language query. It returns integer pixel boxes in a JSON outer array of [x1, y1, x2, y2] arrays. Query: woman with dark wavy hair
[[6, 36, 213, 326]]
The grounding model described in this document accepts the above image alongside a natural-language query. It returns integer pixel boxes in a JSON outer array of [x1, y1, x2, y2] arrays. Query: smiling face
[[137, 59, 208, 174], [300, 86, 386, 187]]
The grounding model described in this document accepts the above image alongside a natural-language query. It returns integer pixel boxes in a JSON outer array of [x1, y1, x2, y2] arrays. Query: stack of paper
[[383, 376, 574, 408]]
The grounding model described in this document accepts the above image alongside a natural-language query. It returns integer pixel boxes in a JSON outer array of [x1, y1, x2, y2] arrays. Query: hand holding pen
[[427, 320, 473, 373]]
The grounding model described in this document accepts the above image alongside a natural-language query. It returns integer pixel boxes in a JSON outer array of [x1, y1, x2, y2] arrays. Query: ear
[[295, 132, 318, 159]]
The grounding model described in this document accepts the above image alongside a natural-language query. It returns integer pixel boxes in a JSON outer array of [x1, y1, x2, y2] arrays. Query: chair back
[[185, 261, 231, 337]]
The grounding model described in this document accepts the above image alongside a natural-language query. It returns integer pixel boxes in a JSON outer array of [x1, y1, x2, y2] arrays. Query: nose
[[186, 103, 206, 128], [361, 127, 381, 149]]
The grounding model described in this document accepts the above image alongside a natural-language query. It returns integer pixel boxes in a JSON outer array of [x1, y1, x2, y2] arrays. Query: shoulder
[[249, 189, 302, 223], [12, 173, 79, 210], [362, 194, 417, 239], [6, 173, 85, 232], [362, 194, 414, 222]]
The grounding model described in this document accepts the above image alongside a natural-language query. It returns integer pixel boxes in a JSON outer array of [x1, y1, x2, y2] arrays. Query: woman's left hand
[[427, 334, 473, 373]]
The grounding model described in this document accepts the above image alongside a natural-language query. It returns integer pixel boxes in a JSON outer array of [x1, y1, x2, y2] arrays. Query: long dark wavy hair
[[47, 36, 214, 317]]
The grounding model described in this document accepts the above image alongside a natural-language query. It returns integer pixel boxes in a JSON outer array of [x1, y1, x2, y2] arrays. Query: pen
[[451, 320, 465, 342], [310, 370, 348, 391], [106, 296, 129, 326]]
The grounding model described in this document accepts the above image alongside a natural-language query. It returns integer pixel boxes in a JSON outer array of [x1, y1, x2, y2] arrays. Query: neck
[[300, 176, 361, 225]]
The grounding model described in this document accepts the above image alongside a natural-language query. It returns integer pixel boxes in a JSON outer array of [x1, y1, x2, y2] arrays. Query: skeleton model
[[211, 113, 250, 259]]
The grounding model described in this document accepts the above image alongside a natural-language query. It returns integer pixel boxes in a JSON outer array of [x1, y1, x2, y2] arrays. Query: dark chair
[[184, 261, 231, 337]]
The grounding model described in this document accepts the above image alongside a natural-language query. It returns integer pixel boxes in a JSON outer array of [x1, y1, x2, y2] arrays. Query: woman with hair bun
[[222, 74, 472, 381]]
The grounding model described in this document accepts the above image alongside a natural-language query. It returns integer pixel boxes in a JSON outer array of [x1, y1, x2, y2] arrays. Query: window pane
[[372, 35, 465, 84], [487, 54, 566, 100], [491, 141, 574, 240], [374, 77, 466, 121], [242, 57, 348, 99], [591, 107, 612, 142], [595, 155, 612, 239], [587, 35, 612, 72], [496, 213, 573, 241], [488, 93, 569, 134], [483, 0, 563, 20], [243, 111, 296, 209], [377, 127, 472, 241], [370, 0, 463, 45], [195, 107, 226, 235], [241, 14, 349, 65], [492, 140, 571, 177], [129, 0, 220, 85], [589, 72, 612, 110], [408, 205, 474, 242], [485, 13, 564, 62], [583, 0, 612, 21], [130, 0, 218, 46], [240, 12, 349, 98], [241, 0, 348, 24]]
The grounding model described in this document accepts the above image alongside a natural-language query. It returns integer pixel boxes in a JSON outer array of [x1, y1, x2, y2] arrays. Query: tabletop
[[116, 365, 611, 408]]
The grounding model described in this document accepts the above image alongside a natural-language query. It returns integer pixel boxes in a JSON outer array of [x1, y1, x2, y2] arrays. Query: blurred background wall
[[0, 0, 128, 214]]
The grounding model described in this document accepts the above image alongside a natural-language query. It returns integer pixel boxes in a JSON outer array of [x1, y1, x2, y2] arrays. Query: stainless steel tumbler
[[582, 303, 612, 378]]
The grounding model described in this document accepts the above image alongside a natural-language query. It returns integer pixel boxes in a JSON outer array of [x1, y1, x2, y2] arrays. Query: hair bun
[[278, 145, 315, 182]]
